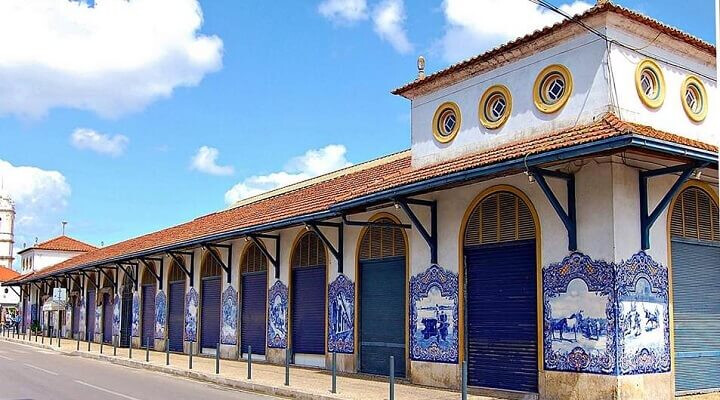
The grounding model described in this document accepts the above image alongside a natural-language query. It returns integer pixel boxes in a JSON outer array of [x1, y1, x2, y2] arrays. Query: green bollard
[[284, 347, 290, 386], [389, 356, 395, 400], [129, 339, 132, 359], [113, 336, 117, 356], [188, 342, 193, 370], [247, 345, 252, 379], [461, 360, 468, 400], [331, 351, 337, 394], [146, 337, 150, 362], [166, 341, 170, 366], [216, 343, 220, 374]]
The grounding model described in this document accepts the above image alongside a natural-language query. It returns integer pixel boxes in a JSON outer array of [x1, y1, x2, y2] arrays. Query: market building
[[6, 3, 718, 399]]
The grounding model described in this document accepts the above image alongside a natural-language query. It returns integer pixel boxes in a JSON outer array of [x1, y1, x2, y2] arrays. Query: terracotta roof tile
[[18, 236, 97, 254], [0, 267, 20, 282], [9, 114, 717, 284]]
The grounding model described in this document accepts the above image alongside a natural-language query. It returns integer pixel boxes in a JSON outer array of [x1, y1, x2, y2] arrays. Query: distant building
[[18, 235, 98, 275], [0, 266, 20, 322]]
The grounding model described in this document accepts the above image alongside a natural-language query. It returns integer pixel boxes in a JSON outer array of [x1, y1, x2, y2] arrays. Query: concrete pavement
[[0, 339, 280, 400]]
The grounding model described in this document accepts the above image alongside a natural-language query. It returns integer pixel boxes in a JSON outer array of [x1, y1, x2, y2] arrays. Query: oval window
[[681, 76, 707, 122], [635, 59, 665, 109], [533, 64, 573, 113], [432, 102, 461, 143], [479, 85, 512, 129]]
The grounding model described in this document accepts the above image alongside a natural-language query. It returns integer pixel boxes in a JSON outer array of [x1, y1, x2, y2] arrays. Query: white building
[[0, 192, 14, 270], [18, 236, 97, 275]]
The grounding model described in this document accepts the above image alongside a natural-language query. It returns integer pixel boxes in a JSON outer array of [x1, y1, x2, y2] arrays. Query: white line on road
[[0, 355, 14, 361], [24, 363, 59, 376], [74, 380, 142, 400], [11, 350, 27, 354]]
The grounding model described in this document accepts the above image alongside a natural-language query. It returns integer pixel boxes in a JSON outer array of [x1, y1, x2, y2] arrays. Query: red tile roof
[[392, 2, 716, 98], [0, 266, 20, 282], [18, 235, 97, 254], [8, 114, 717, 284]]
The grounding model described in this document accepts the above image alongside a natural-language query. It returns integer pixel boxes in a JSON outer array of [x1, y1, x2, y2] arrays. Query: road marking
[[24, 363, 59, 376], [0, 355, 14, 361], [11, 350, 27, 354], [74, 380, 142, 400]]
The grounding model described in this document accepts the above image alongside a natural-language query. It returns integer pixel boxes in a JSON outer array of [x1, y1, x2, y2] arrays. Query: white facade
[[20, 248, 85, 275]]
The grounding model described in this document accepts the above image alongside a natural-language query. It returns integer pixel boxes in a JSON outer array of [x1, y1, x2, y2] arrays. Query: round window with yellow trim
[[681, 76, 708, 122], [478, 85, 512, 129], [635, 59, 665, 109], [533, 64, 573, 113], [432, 102, 461, 143]]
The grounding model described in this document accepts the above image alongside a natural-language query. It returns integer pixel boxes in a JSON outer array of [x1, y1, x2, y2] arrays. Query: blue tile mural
[[267, 280, 288, 349], [113, 294, 120, 337], [131, 291, 140, 337], [155, 291, 166, 339], [543, 252, 615, 374], [221, 286, 238, 345], [617, 251, 670, 375], [327, 274, 354, 354], [65, 302, 72, 333], [78, 295, 85, 333], [185, 287, 198, 342], [95, 300, 102, 336], [409, 265, 459, 363], [30, 303, 37, 326]]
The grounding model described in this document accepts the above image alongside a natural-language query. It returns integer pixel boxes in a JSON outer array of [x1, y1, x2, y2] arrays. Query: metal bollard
[[57, 329, 61, 348], [188, 342, 193, 370], [284, 347, 290, 386], [129, 340, 132, 359], [389, 356, 395, 400], [87, 337, 91, 352], [113, 337, 117, 356], [41, 333, 44, 344], [461, 360, 468, 400], [166, 342, 170, 366], [215, 343, 220, 374], [146, 338, 150, 362], [331, 351, 337, 394], [247, 345, 252, 379], [100, 339, 104, 354], [76, 336, 80, 351], [50, 333, 53, 346]]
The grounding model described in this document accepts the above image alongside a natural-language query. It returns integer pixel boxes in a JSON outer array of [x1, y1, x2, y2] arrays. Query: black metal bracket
[[116, 263, 137, 291], [247, 234, 280, 279], [166, 251, 195, 287], [202, 243, 232, 284], [96, 267, 116, 289], [306, 221, 344, 274], [529, 167, 577, 251], [341, 215, 411, 229], [9, 286, 21, 298], [31, 281, 44, 292], [139, 257, 164, 290], [395, 197, 438, 264], [639, 162, 706, 250], [66, 273, 84, 291], [79, 270, 99, 290]]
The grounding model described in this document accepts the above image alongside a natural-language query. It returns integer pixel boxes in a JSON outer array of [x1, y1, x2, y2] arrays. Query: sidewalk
[[0, 333, 496, 400]]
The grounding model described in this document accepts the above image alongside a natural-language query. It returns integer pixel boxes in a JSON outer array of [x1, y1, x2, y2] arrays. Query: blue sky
[[0, 0, 715, 261]]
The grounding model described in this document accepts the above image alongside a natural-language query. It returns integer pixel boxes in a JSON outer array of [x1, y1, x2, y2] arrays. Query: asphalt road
[[0, 340, 281, 400]]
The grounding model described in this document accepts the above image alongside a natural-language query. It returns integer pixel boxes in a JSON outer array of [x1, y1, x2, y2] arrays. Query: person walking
[[14, 312, 21, 335]]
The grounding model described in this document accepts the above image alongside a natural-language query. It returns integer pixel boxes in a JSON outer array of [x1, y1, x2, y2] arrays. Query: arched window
[[359, 217, 406, 260], [671, 186, 719, 242], [241, 242, 268, 274], [291, 231, 327, 268], [201, 250, 223, 278], [464, 191, 536, 246], [142, 263, 156, 285], [168, 260, 185, 282]]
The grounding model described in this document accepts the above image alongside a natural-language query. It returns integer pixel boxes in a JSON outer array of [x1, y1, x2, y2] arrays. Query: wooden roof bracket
[[639, 161, 707, 250], [529, 167, 577, 251]]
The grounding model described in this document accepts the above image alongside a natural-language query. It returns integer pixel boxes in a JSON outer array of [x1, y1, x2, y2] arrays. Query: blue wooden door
[[241, 272, 267, 355], [103, 293, 113, 343], [465, 240, 538, 392], [141, 285, 156, 348], [291, 266, 325, 355], [672, 239, 720, 392], [360, 257, 406, 377], [168, 281, 185, 352], [86, 289, 96, 340], [201, 277, 221, 349]]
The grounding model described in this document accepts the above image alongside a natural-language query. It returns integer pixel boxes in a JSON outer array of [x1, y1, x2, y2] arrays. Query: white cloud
[[372, 0, 413, 54], [0, 159, 71, 257], [70, 128, 129, 157], [318, 0, 368, 23], [224, 144, 352, 204], [439, 0, 592, 62], [190, 146, 234, 176], [0, 0, 223, 118]]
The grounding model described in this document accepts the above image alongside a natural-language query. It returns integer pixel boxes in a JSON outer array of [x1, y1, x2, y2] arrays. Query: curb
[[1, 337, 342, 400]]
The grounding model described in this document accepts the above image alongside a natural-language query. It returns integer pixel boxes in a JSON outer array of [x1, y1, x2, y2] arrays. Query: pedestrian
[[14, 312, 21, 335]]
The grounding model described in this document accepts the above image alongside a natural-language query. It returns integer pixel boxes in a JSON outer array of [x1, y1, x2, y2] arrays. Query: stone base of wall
[[410, 360, 458, 389], [617, 373, 673, 400], [325, 352, 354, 373], [540, 371, 675, 400], [219, 343, 237, 359], [266, 347, 285, 365]]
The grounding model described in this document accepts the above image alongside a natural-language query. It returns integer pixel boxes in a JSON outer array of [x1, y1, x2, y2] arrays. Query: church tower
[[0, 192, 15, 269]]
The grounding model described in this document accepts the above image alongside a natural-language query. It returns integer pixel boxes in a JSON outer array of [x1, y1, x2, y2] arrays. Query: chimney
[[417, 56, 426, 80]]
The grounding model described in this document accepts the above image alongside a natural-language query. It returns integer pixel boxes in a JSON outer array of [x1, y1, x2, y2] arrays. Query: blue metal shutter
[[121, 291, 132, 347], [360, 257, 406, 377], [86, 289, 96, 340], [201, 277, 221, 349], [168, 281, 185, 352], [23, 299, 28, 331], [242, 272, 267, 355], [292, 266, 325, 354], [141, 285, 156, 347], [72, 297, 80, 336], [465, 240, 538, 393], [672, 239, 720, 393], [103, 293, 113, 343]]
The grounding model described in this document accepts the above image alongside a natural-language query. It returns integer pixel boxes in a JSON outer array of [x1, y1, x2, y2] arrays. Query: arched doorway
[[357, 215, 407, 377], [200, 252, 222, 352], [71, 286, 81, 339], [167, 261, 186, 352], [120, 273, 133, 347], [141, 265, 156, 348], [290, 231, 327, 364], [241, 242, 268, 357], [102, 274, 114, 344], [669, 185, 719, 393], [86, 272, 97, 341], [462, 188, 539, 393]]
